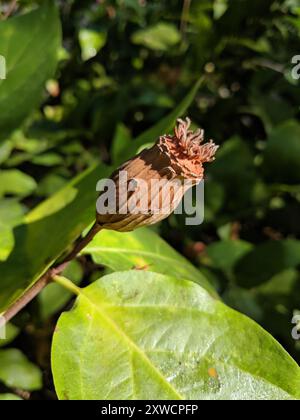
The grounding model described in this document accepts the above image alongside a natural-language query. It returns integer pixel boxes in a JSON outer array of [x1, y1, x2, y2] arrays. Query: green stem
[[53, 275, 81, 296]]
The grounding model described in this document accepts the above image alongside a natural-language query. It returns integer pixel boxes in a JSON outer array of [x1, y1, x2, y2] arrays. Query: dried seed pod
[[96, 117, 218, 232]]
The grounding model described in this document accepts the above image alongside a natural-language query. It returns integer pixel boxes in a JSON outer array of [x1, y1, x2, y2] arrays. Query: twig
[[3, 222, 102, 324], [54, 222, 102, 274]]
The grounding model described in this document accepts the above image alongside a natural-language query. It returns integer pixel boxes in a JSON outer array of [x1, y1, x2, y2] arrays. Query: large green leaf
[[0, 164, 110, 315], [0, 1, 61, 140], [52, 271, 300, 400], [83, 228, 216, 295]]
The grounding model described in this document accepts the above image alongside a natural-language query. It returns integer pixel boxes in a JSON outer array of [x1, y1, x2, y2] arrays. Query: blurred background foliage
[[0, 0, 300, 399]]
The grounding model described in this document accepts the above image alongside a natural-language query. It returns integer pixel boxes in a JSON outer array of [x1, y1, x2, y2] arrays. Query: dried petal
[[96, 117, 218, 232]]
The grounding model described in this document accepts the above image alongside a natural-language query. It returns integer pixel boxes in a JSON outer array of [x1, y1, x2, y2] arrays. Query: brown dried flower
[[96, 117, 218, 232]]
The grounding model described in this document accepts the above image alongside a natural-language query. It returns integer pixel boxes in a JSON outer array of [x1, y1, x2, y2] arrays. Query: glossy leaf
[[52, 271, 300, 400], [83, 228, 215, 295], [0, 1, 61, 140]]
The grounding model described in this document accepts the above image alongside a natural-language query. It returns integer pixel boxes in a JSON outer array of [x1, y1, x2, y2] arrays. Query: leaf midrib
[[94, 302, 300, 400], [78, 290, 184, 400]]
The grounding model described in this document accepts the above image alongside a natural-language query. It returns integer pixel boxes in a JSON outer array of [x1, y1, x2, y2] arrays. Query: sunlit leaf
[[52, 271, 300, 400]]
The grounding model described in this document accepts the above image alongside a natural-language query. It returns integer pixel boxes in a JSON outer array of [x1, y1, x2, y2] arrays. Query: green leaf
[[79, 29, 107, 61], [131, 23, 181, 51], [253, 269, 300, 339], [0, 393, 22, 400], [36, 174, 68, 198], [0, 349, 42, 391], [206, 240, 254, 274], [111, 123, 132, 165], [0, 323, 20, 348], [0, 199, 26, 227], [0, 1, 61, 140], [208, 136, 257, 209], [264, 120, 300, 184], [0, 140, 13, 164], [0, 199, 26, 262], [0, 164, 110, 315], [83, 228, 216, 295], [204, 180, 225, 222], [52, 271, 300, 400], [0, 170, 37, 198], [214, 0, 229, 19], [0, 227, 14, 262], [223, 286, 264, 322], [122, 79, 203, 162], [32, 153, 64, 167], [235, 240, 300, 288]]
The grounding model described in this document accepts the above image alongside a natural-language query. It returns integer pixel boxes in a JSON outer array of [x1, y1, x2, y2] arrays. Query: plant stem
[[52, 275, 81, 296], [54, 222, 102, 274], [3, 222, 102, 323], [3, 271, 53, 323]]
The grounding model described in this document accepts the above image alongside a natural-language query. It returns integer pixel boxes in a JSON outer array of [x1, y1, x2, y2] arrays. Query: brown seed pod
[[96, 117, 218, 232]]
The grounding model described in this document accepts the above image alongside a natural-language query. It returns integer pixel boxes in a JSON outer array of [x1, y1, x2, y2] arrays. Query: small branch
[[54, 222, 102, 274], [3, 271, 53, 323], [3, 222, 102, 324]]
